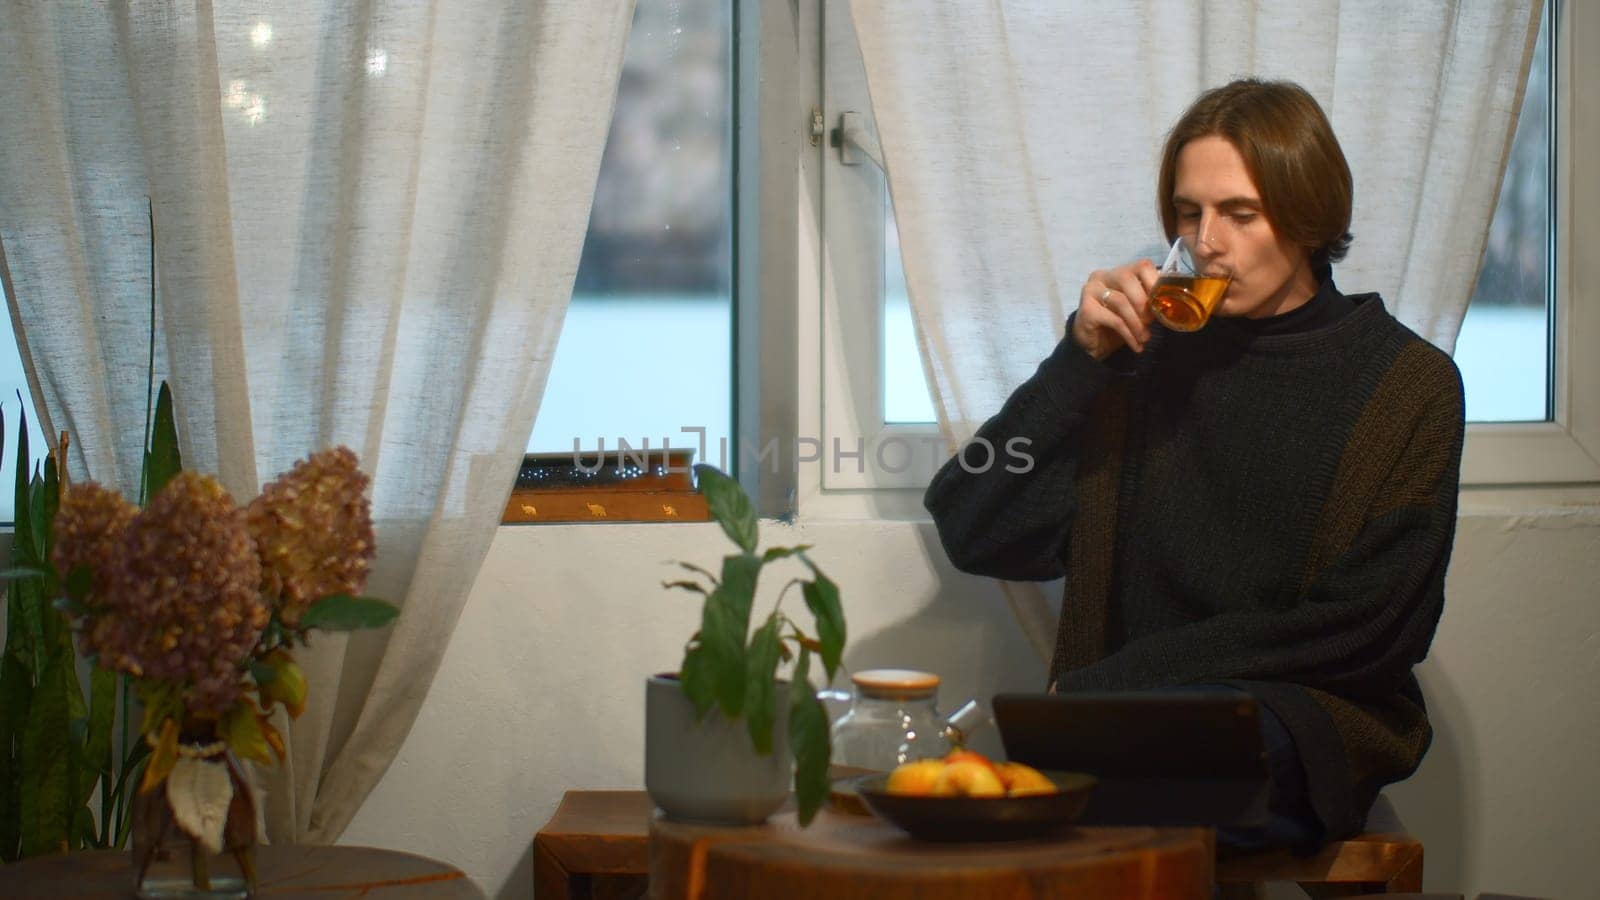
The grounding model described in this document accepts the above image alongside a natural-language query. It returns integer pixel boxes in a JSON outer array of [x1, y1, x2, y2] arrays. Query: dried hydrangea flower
[[52, 481, 138, 602], [247, 446, 375, 627], [87, 472, 267, 718]]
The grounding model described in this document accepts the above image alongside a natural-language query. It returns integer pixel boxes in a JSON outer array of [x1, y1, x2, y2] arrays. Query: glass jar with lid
[[828, 669, 988, 773]]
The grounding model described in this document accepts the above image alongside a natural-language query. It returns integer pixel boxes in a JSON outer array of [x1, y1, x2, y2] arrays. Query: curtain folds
[[0, 0, 635, 841], [849, 0, 1541, 661]]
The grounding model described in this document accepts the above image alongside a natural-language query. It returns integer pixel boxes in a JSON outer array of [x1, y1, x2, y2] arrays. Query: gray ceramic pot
[[644, 674, 791, 825]]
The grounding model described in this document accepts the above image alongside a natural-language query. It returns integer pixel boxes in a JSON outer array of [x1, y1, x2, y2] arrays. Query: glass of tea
[[1150, 235, 1231, 332]]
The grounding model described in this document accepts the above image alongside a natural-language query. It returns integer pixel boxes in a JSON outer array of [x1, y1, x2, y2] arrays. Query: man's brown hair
[[1158, 79, 1353, 270]]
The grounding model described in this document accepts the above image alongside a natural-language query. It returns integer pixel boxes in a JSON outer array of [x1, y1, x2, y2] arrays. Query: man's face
[[1171, 135, 1318, 319]]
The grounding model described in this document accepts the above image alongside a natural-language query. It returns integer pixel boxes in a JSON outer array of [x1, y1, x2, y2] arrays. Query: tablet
[[992, 690, 1271, 827]]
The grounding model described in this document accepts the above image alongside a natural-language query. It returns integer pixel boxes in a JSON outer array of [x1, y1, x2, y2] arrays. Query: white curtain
[[0, 1, 633, 841], [849, 0, 1541, 660]]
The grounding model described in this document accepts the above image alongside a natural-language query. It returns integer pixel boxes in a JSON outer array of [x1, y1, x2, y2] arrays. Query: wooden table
[[535, 790, 1213, 900], [0, 844, 483, 899]]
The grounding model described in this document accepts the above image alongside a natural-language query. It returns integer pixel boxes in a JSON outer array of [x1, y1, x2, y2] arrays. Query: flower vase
[[133, 744, 258, 900]]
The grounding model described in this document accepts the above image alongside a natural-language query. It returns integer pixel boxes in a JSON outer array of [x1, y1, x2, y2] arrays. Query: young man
[[924, 79, 1465, 850]]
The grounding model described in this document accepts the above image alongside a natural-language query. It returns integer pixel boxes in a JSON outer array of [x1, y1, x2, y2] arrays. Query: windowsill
[[502, 489, 710, 524], [500, 448, 711, 525]]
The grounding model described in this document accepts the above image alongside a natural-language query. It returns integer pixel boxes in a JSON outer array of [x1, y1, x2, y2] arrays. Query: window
[[836, 0, 1599, 493], [1455, 1, 1551, 425], [883, 207, 931, 425], [1, 0, 740, 527], [879, 6, 1562, 432], [816, 0, 941, 492], [1458, 0, 1599, 486], [524, 0, 734, 465], [508, 0, 735, 524], [0, 281, 49, 524]]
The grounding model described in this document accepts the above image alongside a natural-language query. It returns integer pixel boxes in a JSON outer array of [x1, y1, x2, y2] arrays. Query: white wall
[[340, 507, 1600, 900], [1386, 509, 1600, 899]]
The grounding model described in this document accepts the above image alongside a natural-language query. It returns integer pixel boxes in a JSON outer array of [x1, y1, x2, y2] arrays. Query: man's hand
[[1073, 259, 1159, 360]]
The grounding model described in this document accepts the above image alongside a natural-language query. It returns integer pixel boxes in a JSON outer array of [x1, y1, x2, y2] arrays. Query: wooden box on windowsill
[[503, 448, 710, 524]]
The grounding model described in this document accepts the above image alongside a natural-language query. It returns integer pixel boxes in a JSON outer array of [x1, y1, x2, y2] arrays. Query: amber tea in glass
[[1150, 236, 1231, 332]]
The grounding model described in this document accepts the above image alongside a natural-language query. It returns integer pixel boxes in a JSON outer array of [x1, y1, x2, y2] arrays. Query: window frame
[[814, 0, 942, 495], [733, 0, 806, 517], [1458, 0, 1600, 489], [509, 0, 780, 524]]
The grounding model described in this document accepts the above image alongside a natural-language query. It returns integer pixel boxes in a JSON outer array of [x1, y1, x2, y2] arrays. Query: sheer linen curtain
[[849, 1, 1541, 661], [0, 1, 633, 841]]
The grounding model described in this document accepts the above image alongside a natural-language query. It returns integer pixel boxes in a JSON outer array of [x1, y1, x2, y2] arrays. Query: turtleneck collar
[[1225, 272, 1354, 337]]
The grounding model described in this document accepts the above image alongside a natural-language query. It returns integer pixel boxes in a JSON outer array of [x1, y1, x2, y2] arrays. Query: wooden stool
[[1215, 795, 1422, 896]]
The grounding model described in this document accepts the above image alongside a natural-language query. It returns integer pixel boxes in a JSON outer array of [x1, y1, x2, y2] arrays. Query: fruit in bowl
[[996, 761, 1059, 796], [884, 759, 945, 795], [857, 752, 1094, 841], [884, 750, 1057, 798]]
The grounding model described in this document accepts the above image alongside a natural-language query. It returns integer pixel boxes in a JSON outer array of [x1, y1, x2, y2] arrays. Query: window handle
[[830, 111, 884, 170]]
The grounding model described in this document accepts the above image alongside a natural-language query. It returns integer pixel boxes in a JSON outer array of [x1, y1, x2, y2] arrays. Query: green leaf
[[699, 554, 762, 718], [694, 464, 758, 554], [106, 737, 151, 849], [36, 451, 60, 567], [144, 381, 182, 503], [12, 399, 34, 567], [254, 651, 307, 718], [0, 650, 32, 860], [787, 646, 831, 826], [661, 579, 709, 596], [16, 576, 46, 684], [800, 569, 846, 683], [37, 478, 68, 651], [70, 804, 96, 850], [298, 595, 400, 631], [64, 714, 84, 850], [761, 545, 812, 563], [81, 667, 116, 811], [699, 592, 745, 718], [675, 561, 719, 585], [678, 645, 715, 719], [62, 656, 86, 728], [113, 754, 149, 849], [0, 565, 53, 582], [721, 554, 762, 628], [789, 642, 809, 706], [742, 615, 783, 755], [19, 650, 72, 856], [220, 703, 274, 767], [137, 682, 184, 739]]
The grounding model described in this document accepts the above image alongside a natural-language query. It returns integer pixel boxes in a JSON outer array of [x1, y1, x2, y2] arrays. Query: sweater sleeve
[[1054, 368, 1465, 697], [923, 319, 1121, 581]]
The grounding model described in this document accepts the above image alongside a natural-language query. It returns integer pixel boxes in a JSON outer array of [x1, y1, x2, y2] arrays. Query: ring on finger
[[1098, 287, 1114, 305]]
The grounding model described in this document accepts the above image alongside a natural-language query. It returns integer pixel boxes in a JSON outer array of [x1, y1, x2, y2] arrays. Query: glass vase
[[133, 745, 258, 900]]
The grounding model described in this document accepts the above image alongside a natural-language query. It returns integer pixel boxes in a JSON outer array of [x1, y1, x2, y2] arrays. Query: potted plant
[[645, 464, 845, 826], [7, 384, 398, 897]]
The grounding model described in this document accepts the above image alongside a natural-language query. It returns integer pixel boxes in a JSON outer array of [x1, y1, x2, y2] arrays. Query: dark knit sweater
[[923, 286, 1465, 840]]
